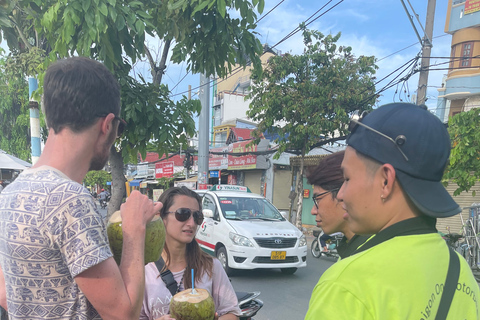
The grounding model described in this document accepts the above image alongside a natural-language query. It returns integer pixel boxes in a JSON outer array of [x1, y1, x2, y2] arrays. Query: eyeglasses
[[349, 110, 409, 162], [96, 114, 126, 138], [166, 208, 204, 225], [312, 188, 339, 209]]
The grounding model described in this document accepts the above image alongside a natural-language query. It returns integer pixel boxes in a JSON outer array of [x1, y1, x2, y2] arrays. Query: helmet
[[101, 189, 104, 192]]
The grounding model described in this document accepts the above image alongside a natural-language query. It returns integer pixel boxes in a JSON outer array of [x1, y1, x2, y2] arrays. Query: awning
[[129, 179, 144, 187], [0, 150, 31, 170]]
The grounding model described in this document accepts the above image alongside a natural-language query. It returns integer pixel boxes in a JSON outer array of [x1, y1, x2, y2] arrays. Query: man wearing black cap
[[305, 103, 479, 319]]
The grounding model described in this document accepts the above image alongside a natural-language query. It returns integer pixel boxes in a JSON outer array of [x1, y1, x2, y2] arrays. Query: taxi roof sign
[[210, 185, 251, 193]]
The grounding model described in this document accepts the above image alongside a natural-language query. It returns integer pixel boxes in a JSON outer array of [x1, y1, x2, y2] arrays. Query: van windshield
[[218, 197, 286, 221]]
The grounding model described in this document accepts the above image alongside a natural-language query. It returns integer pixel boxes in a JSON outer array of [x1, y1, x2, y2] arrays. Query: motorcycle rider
[[98, 188, 109, 206], [308, 151, 370, 259]]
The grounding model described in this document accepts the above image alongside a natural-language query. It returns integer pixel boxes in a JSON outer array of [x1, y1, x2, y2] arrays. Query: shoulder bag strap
[[435, 247, 460, 320], [154, 257, 178, 296]]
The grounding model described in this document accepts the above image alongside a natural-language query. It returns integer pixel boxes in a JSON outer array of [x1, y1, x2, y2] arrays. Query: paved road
[[229, 235, 336, 320]]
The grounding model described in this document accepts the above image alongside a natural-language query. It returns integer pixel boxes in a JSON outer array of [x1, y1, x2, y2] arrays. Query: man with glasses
[[305, 103, 479, 319], [0, 57, 162, 319], [308, 151, 370, 258]]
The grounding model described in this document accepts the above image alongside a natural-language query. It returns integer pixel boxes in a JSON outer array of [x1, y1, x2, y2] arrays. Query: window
[[461, 42, 473, 68], [202, 195, 219, 220], [449, 45, 456, 70]]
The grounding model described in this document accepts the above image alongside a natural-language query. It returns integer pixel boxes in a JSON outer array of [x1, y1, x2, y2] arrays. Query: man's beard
[[89, 128, 116, 171]]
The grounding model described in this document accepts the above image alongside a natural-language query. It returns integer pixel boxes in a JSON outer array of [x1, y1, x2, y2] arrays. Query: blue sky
[[0, 0, 451, 113], [147, 0, 451, 114]]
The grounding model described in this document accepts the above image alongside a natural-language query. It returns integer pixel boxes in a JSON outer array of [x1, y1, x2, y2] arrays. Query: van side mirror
[[203, 209, 214, 218], [279, 211, 288, 219]]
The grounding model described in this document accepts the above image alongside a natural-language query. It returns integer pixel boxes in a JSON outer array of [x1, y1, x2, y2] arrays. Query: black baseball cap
[[347, 102, 460, 218]]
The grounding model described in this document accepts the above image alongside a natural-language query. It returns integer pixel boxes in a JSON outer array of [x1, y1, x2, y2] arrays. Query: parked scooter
[[311, 229, 343, 260], [236, 291, 263, 320]]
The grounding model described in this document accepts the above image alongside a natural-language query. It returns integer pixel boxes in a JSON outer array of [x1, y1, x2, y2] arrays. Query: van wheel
[[280, 267, 297, 275], [217, 247, 235, 276]]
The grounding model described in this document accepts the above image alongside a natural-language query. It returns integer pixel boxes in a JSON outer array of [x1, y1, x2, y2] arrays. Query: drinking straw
[[191, 269, 196, 294]]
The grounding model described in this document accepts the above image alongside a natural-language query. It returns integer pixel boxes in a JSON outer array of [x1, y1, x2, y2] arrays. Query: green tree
[[0, 51, 31, 161], [247, 27, 377, 228], [84, 170, 112, 190], [444, 109, 480, 196], [1, 0, 264, 217]]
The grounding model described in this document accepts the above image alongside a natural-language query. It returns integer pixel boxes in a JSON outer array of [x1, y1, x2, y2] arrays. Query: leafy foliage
[[247, 27, 377, 226], [0, 50, 48, 161], [444, 109, 480, 196], [1, 0, 266, 215], [83, 170, 112, 189], [117, 72, 201, 163], [247, 28, 377, 156]]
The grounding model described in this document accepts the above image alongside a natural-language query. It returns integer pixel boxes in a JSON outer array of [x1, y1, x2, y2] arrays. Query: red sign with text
[[465, 0, 480, 14], [155, 161, 174, 178]]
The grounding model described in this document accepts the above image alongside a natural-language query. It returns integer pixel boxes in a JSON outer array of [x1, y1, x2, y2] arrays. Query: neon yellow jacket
[[305, 233, 479, 320]]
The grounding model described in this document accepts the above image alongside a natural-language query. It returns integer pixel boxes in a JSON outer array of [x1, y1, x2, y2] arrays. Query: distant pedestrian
[[0, 57, 162, 320], [305, 103, 479, 319]]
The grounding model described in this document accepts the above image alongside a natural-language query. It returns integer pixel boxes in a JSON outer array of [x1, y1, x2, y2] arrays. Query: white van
[[196, 185, 307, 275]]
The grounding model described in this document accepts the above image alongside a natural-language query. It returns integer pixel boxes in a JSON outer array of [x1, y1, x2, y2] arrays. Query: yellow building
[[437, 0, 480, 120]]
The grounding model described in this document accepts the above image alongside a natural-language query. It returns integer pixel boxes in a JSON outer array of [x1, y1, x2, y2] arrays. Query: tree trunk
[[287, 167, 297, 224], [108, 146, 126, 220], [145, 39, 171, 86], [295, 153, 305, 230]]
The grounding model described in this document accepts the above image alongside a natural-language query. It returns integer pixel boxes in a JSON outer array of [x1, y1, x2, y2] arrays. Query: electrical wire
[[170, 0, 345, 98]]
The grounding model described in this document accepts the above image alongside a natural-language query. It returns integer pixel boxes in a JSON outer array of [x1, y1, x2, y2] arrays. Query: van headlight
[[229, 232, 254, 247], [299, 235, 307, 247]]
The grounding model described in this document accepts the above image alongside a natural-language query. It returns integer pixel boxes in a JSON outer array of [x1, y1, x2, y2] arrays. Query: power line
[[377, 34, 449, 62], [168, 0, 287, 94], [170, 0, 345, 98]]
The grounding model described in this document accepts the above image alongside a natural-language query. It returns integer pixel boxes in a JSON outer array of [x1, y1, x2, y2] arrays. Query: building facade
[[436, 0, 480, 121]]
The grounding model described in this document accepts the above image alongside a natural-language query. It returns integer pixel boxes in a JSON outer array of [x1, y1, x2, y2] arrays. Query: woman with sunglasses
[[140, 187, 241, 320], [307, 151, 370, 259]]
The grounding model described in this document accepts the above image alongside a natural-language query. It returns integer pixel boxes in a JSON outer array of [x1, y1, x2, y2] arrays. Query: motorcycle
[[99, 194, 111, 209], [311, 229, 343, 260], [236, 291, 263, 320]]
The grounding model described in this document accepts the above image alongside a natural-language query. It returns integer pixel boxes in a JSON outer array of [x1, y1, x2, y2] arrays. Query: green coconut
[[107, 210, 165, 265], [170, 288, 216, 320]]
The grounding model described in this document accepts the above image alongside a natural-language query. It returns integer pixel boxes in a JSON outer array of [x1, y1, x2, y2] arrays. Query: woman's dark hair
[[43, 57, 120, 133], [158, 187, 213, 288], [306, 151, 345, 199]]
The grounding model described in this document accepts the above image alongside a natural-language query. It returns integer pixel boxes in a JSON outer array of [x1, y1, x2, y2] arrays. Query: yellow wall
[[449, 99, 465, 117], [448, 28, 480, 78], [216, 52, 276, 93]]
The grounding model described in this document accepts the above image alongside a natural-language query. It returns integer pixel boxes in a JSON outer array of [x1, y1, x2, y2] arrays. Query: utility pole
[[416, 0, 436, 106], [197, 74, 210, 189], [28, 77, 41, 164]]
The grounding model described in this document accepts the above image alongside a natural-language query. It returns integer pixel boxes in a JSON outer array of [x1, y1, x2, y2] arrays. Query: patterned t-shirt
[[0, 166, 113, 319]]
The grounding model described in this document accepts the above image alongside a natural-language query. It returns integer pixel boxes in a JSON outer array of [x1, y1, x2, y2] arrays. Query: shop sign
[[155, 161, 174, 178], [209, 147, 228, 170], [209, 170, 219, 178], [227, 141, 258, 170], [465, 0, 480, 14]]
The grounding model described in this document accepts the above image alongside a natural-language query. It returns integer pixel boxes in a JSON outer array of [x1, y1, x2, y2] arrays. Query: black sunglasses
[[96, 114, 126, 138], [312, 188, 339, 209], [166, 208, 204, 225], [349, 110, 409, 162]]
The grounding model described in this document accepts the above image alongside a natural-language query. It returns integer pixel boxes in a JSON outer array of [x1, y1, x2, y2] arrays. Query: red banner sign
[[465, 0, 480, 14], [155, 161, 174, 178]]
